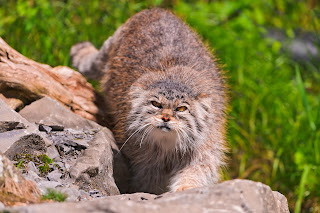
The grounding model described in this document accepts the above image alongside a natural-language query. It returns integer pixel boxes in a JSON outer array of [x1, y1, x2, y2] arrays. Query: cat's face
[[128, 79, 212, 152]]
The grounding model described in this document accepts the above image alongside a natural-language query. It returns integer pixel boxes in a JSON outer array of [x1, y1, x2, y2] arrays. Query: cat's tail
[[70, 36, 113, 80]]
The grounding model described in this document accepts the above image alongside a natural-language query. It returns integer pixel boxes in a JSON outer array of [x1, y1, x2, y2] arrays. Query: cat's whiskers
[[139, 125, 154, 147], [120, 123, 151, 152]]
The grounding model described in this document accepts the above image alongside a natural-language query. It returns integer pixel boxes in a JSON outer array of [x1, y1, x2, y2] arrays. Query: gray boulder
[[7, 179, 289, 213], [4, 134, 47, 160], [18, 96, 124, 196], [69, 127, 120, 195], [19, 97, 100, 130], [0, 98, 51, 157]]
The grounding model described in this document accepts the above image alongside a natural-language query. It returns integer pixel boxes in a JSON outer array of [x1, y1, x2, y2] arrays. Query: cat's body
[[71, 8, 227, 194]]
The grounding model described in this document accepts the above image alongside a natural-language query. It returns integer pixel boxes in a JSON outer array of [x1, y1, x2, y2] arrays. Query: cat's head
[[127, 70, 214, 152]]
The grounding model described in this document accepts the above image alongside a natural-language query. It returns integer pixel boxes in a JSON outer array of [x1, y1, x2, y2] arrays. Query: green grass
[[16, 159, 24, 170], [1, 0, 319, 212], [41, 189, 67, 202]]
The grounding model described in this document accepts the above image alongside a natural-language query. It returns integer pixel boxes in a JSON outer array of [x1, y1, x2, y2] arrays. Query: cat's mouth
[[157, 124, 172, 132]]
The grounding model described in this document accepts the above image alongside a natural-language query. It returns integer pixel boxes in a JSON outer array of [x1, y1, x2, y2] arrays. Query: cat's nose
[[162, 116, 170, 122]]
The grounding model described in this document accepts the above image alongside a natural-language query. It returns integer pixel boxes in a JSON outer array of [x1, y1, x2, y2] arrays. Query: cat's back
[[105, 8, 215, 90]]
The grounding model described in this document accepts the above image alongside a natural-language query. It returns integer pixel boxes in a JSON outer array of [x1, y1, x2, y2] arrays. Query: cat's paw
[[171, 183, 196, 192]]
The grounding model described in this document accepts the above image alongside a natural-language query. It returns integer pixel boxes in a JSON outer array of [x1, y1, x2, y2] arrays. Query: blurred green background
[[0, 0, 319, 212]]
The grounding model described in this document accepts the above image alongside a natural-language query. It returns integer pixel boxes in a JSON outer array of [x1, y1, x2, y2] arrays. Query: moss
[[39, 154, 53, 164], [13, 154, 54, 176]]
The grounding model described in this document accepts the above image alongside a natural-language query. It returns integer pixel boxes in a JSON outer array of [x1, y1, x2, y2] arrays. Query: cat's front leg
[[169, 162, 221, 192]]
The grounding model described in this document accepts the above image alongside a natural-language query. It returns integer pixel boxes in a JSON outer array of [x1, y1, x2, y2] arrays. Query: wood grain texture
[[0, 37, 99, 121]]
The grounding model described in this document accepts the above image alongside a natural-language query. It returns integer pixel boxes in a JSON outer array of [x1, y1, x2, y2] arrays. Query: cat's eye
[[151, 101, 162, 108], [176, 106, 187, 112]]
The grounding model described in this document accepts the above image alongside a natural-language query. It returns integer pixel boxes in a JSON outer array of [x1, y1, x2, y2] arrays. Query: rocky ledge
[[8, 179, 289, 213]]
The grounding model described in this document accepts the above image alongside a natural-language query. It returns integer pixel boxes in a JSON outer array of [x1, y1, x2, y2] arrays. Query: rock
[[26, 162, 40, 176], [14, 95, 125, 198], [4, 134, 47, 160], [39, 124, 53, 133], [0, 121, 26, 133], [37, 180, 62, 194], [39, 124, 64, 134], [24, 171, 43, 183], [46, 145, 60, 160], [6, 179, 289, 213], [0, 153, 41, 206], [48, 129, 92, 151], [0, 99, 51, 165], [64, 162, 71, 170], [19, 97, 100, 130], [69, 128, 120, 196], [153, 179, 289, 213], [70, 139, 89, 149], [272, 191, 290, 213], [48, 125, 64, 131], [79, 190, 91, 200], [0, 99, 52, 154], [47, 129, 95, 149], [2, 67, 127, 198], [107, 192, 157, 201], [57, 187, 81, 202], [46, 170, 62, 182]]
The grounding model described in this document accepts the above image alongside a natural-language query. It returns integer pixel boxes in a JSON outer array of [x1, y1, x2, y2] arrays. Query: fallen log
[[0, 37, 100, 122]]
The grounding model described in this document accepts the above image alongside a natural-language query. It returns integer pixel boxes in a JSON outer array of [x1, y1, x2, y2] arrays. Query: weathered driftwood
[[0, 37, 99, 121]]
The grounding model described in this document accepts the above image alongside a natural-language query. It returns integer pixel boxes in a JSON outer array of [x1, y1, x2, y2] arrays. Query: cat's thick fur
[[71, 8, 228, 194]]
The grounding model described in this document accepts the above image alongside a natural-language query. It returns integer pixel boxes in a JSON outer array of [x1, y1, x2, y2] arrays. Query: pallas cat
[[71, 8, 228, 194]]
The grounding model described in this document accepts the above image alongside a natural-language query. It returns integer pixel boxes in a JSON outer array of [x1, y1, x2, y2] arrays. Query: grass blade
[[295, 65, 316, 131], [294, 165, 311, 213]]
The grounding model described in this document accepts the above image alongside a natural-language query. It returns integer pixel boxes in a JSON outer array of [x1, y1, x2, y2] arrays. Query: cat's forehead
[[149, 80, 196, 100]]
